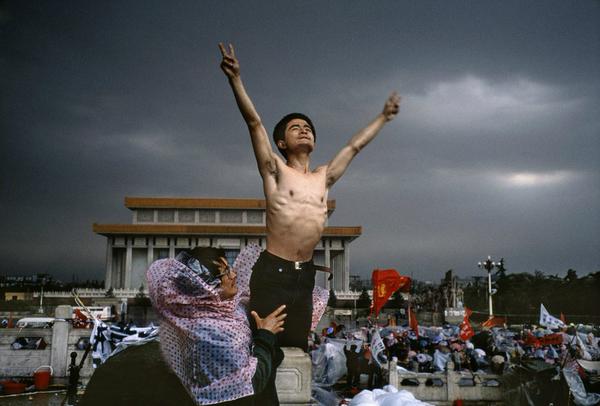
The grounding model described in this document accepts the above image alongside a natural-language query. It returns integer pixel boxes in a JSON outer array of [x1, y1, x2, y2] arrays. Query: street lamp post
[[477, 256, 498, 317], [38, 276, 46, 314]]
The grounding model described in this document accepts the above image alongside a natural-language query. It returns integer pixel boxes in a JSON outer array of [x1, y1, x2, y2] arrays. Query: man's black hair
[[188, 246, 227, 277], [272, 113, 316, 160]]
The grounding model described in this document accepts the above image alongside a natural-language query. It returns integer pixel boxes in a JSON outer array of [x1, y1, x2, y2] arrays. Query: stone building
[[93, 197, 362, 293]]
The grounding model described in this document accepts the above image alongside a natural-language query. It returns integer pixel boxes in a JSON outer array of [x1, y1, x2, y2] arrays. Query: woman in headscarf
[[147, 244, 286, 405]]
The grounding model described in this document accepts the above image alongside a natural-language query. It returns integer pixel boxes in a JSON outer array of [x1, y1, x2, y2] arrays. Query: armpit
[[263, 158, 278, 175]]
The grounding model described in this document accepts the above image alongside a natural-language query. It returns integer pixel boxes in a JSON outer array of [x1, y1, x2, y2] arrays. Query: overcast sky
[[2, 1, 599, 283]]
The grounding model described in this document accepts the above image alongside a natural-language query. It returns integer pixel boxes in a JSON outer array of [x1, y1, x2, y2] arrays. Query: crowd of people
[[308, 317, 600, 403]]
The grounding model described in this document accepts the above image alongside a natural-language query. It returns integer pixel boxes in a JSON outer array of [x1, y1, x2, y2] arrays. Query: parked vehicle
[[15, 317, 55, 328]]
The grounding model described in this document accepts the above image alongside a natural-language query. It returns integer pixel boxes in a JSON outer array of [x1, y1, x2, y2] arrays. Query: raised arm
[[325, 92, 400, 187], [219, 43, 278, 178]]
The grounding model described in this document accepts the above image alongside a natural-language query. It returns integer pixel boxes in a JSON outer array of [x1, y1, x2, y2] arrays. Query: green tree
[[386, 289, 405, 309], [328, 289, 337, 307], [564, 269, 578, 283], [357, 288, 371, 308], [135, 284, 146, 299]]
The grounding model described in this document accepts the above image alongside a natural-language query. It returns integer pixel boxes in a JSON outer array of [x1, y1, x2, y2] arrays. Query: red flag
[[371, 269, 411, 316], [560, 312, 566, 324], [408, 305, 419, 338], [459, 307, 475, 341], [481, 315, 506, 328], [72, 309, 89, 329], [524, 331, 541, 348]]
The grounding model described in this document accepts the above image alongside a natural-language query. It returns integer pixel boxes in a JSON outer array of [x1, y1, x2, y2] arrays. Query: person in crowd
[[344, 343, 362, 392]]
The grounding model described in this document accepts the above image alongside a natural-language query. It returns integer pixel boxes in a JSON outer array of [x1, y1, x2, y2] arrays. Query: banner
[[539, 304, 565, 329], [408, 305, 419, 338], [371, 269, 411, 316], [370, 328, 386, 367], [481, 315, 506, 328], [459, 307, 475, 341], [539, 333, 563, 346], [524, 331, 541, 348]]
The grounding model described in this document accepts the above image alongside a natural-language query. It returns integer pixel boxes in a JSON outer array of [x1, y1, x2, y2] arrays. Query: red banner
[[408, 305, 419, 338], [371, 269, 411, 316], [539, 333, 563, 346], [459, 307, 475, 341], [481, 315, 506, 328], [524, 331, 541, 348]]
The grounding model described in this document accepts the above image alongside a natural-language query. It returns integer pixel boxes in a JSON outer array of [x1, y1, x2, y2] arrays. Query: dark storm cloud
[[1, 0, 598, 281]]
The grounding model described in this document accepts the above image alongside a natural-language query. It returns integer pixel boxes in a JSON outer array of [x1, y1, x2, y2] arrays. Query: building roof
[[124, 197, 336, 212], [93, 224, 361, 239]]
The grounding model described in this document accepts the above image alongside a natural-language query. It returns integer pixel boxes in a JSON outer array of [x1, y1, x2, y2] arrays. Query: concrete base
[[276, 347, 312, 405]]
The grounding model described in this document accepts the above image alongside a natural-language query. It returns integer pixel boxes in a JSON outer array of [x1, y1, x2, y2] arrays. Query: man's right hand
[[382, 92, 401, 121], [219, 42, 240, 79], [251, 304, 286, 335]]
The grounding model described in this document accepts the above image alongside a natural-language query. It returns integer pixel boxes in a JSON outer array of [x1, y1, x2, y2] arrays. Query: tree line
[[464, 269, 600, 324]]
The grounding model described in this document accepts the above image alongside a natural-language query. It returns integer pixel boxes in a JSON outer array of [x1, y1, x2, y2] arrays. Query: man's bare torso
[[218, 43, 399, 262], [264, 156, 329, 262]]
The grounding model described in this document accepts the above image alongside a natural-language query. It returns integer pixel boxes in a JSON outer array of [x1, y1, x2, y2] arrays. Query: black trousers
[[249, 250, 316, 406]]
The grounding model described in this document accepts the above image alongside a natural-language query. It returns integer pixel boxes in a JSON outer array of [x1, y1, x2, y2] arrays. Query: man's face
[[215, 257, 238, 300], [279, 118, 315, 155]]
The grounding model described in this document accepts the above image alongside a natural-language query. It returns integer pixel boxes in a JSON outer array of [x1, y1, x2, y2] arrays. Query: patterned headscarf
[[175, 251, 223, 288], [147, 244, 328, 404]]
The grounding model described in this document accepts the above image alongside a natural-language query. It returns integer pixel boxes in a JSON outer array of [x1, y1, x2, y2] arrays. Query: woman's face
[[214, 257, 238, 300]]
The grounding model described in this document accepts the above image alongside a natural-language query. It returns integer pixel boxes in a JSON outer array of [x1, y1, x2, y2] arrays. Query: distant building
[[349, 275, 372, 291], [0, 274, 52, 288], [4, 292, 33, 301], [94, 197, 362, 293]]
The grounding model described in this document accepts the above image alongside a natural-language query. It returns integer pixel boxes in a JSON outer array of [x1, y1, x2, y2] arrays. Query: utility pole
[[477, 256, 499, 317]]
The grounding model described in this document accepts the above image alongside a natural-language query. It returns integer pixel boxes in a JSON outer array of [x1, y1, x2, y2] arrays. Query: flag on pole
[[481, 315, 506, 328], [371, 269, 411, 316], [370, 328, 386, 368], [408, 305, 419, 338], [539, 304, 565, 329], [459, 307, 475, 341]]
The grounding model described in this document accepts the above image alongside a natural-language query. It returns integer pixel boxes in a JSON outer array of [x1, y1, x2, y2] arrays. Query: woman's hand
[[251, 304, 286, 334]]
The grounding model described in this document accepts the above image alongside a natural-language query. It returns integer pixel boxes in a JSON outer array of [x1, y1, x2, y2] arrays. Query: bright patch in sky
[[404, 75, 577, 132], [501, 171, 574, 188]]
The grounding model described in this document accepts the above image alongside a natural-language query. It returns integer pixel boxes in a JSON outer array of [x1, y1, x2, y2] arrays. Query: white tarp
[[311, 341, 347, 386], [563, 365, 600, 406], [349, 385, 433, 406]]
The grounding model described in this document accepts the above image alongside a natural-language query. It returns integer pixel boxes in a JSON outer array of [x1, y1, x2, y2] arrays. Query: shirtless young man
[[219, 43, 400, 353]]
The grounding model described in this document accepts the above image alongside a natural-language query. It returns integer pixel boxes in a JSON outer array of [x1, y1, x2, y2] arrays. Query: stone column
[[169, 238, 175, 258], [446, 361, 457, 401], [324, 240, 331, 291], [343, 242, 350, 292], [105, 238, 113, 289], [51, 305, 72, 377], [147, 239, 154, 266], [276, 348, 312, 405], [388, 357, 399, 388], [124, 239, 133, 289]]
